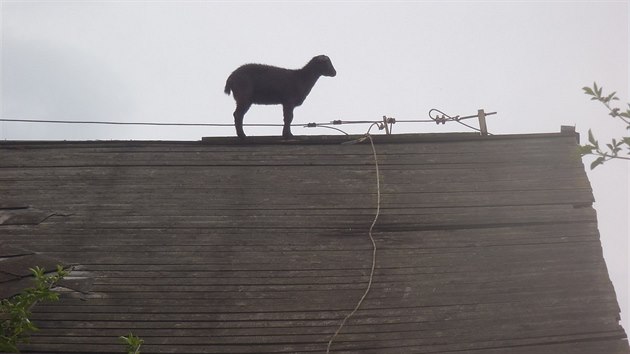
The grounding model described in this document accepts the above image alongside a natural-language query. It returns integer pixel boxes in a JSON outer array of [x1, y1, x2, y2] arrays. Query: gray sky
[[1, 0, 629, 329]]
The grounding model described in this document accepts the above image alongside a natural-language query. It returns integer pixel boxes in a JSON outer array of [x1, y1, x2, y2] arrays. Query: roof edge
[[0, 129, 580, 147], [201, 130, 579, 145]]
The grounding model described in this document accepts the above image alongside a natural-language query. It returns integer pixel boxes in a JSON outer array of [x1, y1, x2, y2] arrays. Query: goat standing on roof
[[224, 55, 337, 139]]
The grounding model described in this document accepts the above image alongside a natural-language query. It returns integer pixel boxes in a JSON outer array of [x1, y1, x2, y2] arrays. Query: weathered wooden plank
[[24, 323, 623, 347], [0, 135, 582, 168], [26, 241, 606, 268], [0, 221, 604, 241], [0, 254, 62, 277], [22, 329, 628, 354], [33, 307, 622, 333]]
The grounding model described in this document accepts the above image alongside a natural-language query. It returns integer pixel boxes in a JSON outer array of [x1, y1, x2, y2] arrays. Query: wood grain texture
[[0, 132, 627, 353]]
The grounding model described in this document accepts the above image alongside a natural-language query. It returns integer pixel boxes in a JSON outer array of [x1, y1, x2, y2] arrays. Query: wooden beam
[[478, 109, 488, 136]]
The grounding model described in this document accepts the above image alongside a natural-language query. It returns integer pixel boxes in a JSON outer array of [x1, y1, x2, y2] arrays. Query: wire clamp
[[428, 108, 496, 135]]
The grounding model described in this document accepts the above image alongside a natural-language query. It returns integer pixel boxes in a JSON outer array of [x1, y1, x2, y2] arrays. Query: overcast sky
[[1, 0, 629, 329]]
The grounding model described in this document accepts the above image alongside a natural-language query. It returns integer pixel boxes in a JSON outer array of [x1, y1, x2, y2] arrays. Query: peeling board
[[0, 208, 54, 225]]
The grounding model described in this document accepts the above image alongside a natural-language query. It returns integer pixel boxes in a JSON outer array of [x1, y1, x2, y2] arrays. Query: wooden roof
[[1, 132, 628, 353]]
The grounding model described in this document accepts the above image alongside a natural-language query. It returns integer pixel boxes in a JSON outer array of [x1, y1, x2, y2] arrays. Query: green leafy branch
[[580, 82, 630, 169], [120, 333, 144, 354], [0, 266, 68, 353], [1, 266, 146, 353]]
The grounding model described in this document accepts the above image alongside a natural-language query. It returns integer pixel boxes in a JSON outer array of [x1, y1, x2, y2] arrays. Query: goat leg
[[282, 105, 295, 138], [233, 103, 250, 139]]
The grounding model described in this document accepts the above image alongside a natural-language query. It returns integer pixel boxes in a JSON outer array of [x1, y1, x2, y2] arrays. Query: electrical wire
[[326, 133, 380, 353], [0, 118, 286, 127], [307, 125, 350, 135], [0, 108, 497, 135]]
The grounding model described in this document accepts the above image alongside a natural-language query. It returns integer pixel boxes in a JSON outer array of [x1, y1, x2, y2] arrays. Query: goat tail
[[224, 79, 232, 96]]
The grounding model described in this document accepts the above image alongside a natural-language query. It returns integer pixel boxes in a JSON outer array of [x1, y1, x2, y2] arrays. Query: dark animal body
[[224, 55, 336, 139]]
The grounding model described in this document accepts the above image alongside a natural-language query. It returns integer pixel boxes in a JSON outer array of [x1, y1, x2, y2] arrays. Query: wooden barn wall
[[0, 134, 628, 353]]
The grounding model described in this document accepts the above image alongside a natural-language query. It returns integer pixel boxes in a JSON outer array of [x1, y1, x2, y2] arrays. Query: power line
[[0, 118, 280, 127], [0, 109, 497, 135]]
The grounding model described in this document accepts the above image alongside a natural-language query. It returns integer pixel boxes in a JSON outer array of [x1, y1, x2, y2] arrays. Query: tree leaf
[[594, 82, 603, 97], [0, 341, 20, 353], [590, 156, 605, 169], [578, 145, 595, 155], [587, 129, 598, 146], [583, 86, 595, 96], [610, 108, 620, 117]]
